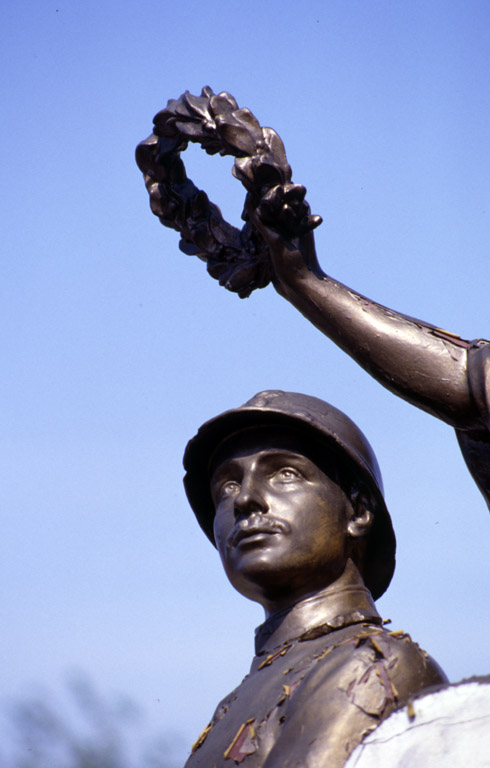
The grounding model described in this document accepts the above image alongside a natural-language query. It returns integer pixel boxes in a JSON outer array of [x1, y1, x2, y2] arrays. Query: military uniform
[[186, 583, 446, 768], [183, 391, 447, 767]]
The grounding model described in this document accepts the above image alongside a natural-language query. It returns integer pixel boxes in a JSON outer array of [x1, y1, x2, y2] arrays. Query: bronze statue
[[136, 87, 490, 511], [249, 214, 490, 514], [182, 391, 446, 767], [135, 89, 484, 764]]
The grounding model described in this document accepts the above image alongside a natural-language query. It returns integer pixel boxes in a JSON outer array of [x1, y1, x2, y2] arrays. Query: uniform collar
[[254, 581, 381, 655]]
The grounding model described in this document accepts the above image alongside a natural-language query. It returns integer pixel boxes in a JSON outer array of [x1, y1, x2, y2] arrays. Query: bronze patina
[[136, 88, 490, 509], [135, 90, 487, 765], [135, 87, 320, 298], [182, 391, 446, 767], [248, 212, 490, 513]]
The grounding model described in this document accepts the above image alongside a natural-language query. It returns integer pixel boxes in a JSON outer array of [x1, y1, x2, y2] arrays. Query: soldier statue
[[182, 390, 446, 767], [135, 88, 488, 766]]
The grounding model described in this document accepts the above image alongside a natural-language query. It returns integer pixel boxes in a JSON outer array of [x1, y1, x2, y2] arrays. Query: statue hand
[[247, 184, 323, 296]]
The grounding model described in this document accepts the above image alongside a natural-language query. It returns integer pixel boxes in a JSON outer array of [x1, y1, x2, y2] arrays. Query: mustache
[[229, 515, 292, 547]]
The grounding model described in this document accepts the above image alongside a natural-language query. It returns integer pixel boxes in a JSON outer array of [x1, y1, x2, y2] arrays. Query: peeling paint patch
[[224, 719, 257, 762], [348, 660, 398, 718], [257, 645, 291, 669], [192, 722, 213, 753]]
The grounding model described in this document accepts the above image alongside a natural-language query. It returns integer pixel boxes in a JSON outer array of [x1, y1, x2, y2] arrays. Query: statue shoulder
[[367, 627, 448, 699], [287, 624, 447, 716], [260, 626, 446, 768]]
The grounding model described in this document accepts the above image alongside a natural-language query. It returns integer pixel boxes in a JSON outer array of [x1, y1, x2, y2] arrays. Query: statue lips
[[230, 516, 292, 548]]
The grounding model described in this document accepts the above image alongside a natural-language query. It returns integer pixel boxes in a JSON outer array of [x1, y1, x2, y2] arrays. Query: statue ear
[[346, 488, 374, 539]]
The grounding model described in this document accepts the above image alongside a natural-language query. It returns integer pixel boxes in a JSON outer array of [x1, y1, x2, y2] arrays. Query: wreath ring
[[135, 86, 321, 298]]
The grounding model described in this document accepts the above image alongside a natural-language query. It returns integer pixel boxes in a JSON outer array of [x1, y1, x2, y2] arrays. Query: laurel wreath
[[135, 86, 321, 298]]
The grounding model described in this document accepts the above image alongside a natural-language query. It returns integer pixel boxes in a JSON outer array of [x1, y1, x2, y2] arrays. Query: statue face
[[210, 428, 353, 611]]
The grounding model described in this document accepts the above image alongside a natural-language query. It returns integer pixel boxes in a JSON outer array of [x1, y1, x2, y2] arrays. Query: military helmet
[[183, 390, 396, 600]]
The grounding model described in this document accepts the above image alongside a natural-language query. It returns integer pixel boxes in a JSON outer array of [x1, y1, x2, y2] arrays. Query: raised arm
[[135, 89, 483, 433], [251, 207, 482, 431]]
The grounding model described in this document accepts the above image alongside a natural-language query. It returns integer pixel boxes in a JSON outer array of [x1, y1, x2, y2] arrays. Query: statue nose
[[234, 474, 266, 517]]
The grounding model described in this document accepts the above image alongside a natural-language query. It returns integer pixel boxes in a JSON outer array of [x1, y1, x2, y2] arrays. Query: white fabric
[[345, 679, 490, 768]]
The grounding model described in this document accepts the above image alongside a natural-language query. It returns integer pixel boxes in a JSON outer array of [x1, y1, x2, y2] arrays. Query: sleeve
[[467, 341, 490, 429], [455, 340, 490, 512]]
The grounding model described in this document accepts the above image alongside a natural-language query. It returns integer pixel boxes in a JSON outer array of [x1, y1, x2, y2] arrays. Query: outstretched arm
[[252, 207, 482, 431]]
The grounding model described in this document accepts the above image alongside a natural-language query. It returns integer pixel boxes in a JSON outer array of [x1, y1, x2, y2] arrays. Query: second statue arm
[[251, 199, 483, 432]]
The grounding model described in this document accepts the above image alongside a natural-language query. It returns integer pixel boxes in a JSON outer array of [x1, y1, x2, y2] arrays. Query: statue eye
[[221, 480, 240, 496], [275, 467, 302, 482]]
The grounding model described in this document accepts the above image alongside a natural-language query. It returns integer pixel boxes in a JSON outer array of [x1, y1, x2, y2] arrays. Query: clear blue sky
[[1, 0, 490, 762]]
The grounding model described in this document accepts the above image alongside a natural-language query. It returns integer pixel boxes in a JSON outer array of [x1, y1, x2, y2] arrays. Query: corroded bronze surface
[[182, 392, 446, 767], [186, 616, 444, 768]]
